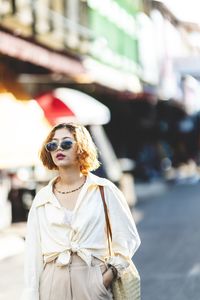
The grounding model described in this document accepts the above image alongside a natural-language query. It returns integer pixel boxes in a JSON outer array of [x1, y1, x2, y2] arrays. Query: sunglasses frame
[[45, 139, 76, 152]]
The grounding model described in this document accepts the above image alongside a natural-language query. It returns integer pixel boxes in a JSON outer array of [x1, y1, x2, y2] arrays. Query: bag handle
[[99, 185, 112, 257]]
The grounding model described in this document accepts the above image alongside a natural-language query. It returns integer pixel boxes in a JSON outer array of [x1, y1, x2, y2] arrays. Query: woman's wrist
[[105, 255, 130, 278]]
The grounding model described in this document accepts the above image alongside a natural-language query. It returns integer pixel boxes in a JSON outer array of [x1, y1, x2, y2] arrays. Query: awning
[[0, 93, 51, 169], [0, 29, 85, 76], [35, 88, 111, 126]]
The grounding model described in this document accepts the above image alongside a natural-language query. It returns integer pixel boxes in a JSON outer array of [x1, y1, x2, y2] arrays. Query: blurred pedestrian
[[21, 122, 140, 300], [7, 173, 26, 222]]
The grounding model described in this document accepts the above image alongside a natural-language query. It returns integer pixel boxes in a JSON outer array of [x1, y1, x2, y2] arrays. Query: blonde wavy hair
[[40, 123, 100, 175]]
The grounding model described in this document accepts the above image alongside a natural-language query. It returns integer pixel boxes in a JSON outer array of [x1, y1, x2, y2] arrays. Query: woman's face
[[50, 128, 78, 169]]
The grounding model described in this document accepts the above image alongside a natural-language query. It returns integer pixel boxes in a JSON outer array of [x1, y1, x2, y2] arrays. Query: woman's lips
[[56, 153, 66, 159]]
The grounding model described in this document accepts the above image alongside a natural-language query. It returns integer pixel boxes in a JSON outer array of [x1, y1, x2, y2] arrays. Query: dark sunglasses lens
[[46, 142, 58, 152], [61, 140, 73, 150]]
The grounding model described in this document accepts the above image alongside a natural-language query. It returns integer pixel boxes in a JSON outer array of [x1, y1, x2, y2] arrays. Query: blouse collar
[[34, 172, 107, 208]]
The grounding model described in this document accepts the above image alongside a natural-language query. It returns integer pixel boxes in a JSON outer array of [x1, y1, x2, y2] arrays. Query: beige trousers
[[39, 254, 113, 300]]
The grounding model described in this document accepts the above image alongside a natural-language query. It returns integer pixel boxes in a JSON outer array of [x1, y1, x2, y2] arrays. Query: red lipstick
[[56, 153, 66, 159]]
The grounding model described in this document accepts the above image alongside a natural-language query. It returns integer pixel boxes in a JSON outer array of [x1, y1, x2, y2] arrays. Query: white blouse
[[21, 172, 141, 300]]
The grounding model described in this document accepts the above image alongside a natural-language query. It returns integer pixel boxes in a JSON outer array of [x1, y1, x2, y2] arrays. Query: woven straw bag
[[99, 186, 141, 300], [112, 260, 140, 300]]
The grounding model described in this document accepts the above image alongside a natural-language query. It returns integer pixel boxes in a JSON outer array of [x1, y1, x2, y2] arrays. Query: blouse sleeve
[[105, 182, 141, 276], [20, 205, 43, 300]]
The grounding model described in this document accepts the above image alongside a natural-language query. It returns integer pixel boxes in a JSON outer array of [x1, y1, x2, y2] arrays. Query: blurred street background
[[1, 0, 200, 299]]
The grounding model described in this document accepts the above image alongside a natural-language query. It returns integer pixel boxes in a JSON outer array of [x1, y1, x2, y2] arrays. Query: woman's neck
[[57, 167, 84, 187]]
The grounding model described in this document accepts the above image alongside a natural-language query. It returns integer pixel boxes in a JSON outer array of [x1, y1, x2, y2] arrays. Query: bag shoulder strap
[[99, 185, 112, 256]]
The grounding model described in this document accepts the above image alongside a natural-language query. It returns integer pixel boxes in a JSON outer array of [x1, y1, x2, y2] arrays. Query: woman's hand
[[102, 268, 115, 288]]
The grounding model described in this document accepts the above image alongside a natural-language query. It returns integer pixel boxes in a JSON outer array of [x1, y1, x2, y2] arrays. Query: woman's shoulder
[[31, 176, 58, 207], [89, 172, 117, 189], [89, 172, 120, 194], [31, 181, 53, 208]]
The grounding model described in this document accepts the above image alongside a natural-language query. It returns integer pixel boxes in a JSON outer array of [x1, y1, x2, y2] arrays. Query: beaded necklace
[[54, 177, 86, 194]]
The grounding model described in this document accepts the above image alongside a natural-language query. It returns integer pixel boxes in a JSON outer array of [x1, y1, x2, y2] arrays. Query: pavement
[[0, 223, 26, 300], [0, 222, 26, 260], [135, 179, 168, 201], [134, 181, 200, 300]]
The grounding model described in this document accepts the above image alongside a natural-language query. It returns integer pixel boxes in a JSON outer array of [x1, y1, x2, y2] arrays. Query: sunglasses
[[45, 140, 75, 152]]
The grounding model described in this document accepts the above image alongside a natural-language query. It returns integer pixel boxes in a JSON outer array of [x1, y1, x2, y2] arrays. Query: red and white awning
[[35, 88, 111, 126]]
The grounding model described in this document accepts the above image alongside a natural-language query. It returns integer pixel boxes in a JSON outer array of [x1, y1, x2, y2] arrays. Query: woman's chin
[[54, 159, 79, 170], [55, 161, 69, 168]]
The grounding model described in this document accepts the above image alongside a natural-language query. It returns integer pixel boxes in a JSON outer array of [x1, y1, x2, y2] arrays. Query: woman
[[21, 122, 141, 300]]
